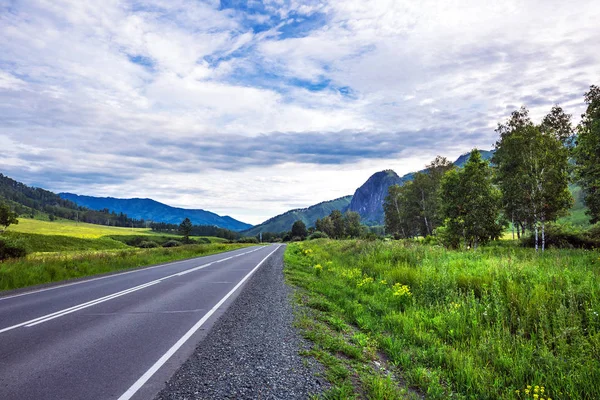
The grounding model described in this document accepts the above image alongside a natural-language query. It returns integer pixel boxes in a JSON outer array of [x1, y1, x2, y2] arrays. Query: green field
[[285, 240, 599, 400], [0, 218, 250, 291], [4, 218, 226, 253]]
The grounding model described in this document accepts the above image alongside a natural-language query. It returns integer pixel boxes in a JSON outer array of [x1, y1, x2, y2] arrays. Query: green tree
[[384, 182, 420, 238], [330, 210, 345, 239], [291, 220, 308, 239], [315, 216, 335, 238], [574, 85, 600, 223], [0, 202, 18, 233], [493, 108, 534, 239], [343, 211, 362, 238], [441, 150, 503, 248], [178, 217, 193, 242], [494, 106, 573, 250]]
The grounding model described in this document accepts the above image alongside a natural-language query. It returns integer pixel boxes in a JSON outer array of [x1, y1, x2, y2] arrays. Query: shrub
[[308, 231, 329, 240], [0, 237, 28, 260], [521, 223, 599, 249], [291, 236, 304, 242], [138, 240, 159, 248], [237, 237, 259, 244], [196, 237, 211, 244], [162, 240, 182, 248]]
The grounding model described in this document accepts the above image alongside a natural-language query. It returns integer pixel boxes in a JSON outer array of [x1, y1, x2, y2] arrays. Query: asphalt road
[[0, 244, 281, 400]]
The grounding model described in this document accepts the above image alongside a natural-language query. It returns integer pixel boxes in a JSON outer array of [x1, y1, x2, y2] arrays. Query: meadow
[[285, 240, 600, 400], [4, 218, 226, 253], [0, 218, 249, 292]]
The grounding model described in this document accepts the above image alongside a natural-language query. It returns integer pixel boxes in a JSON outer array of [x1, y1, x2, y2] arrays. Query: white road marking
[[0, 246, 262, 302], [117, 245, 281, 400], [0, 247, 266, 334]]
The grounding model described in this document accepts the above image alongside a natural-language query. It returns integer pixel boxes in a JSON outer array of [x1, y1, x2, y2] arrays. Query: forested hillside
[[241, 196, 353, 236], [0, 173, 145, 227]]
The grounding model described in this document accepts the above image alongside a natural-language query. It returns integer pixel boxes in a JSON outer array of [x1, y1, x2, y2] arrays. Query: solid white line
[[0, 246, 261, 302], [26, 281, 161, 327], [0, 280, 160, 334], [0, 247, 266, 334], [117, 245, 281, 400]]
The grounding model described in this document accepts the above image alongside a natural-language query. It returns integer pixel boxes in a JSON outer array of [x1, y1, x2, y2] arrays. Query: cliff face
[[347, 170, 404, 225]]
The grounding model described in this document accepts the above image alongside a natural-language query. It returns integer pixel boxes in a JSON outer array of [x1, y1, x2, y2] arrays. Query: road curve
[[0, 244, 281, 400]]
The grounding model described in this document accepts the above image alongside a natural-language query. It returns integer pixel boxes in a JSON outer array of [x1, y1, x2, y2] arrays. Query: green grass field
[[3, 218, 226, 253], [0, 218, 251, 291], [7, 218, 157, 238], [285, 240, 599, 400], [0, 243, 254, 291]]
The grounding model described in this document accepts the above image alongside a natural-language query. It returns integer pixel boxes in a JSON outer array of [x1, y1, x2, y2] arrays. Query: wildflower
[[533, 394, 539, 400], [380, 279, 387, 285], [392, 283, 412, 298], [515, 390, 520, 395], [313, 264, 323, 277], [357, 277, 374, 287]]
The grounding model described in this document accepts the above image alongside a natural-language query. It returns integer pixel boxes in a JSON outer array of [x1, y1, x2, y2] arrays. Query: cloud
[[0, 0, 599, 224]]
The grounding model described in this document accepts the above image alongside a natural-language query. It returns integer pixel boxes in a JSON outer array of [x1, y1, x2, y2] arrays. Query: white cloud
[[0, 0, 598, 224]]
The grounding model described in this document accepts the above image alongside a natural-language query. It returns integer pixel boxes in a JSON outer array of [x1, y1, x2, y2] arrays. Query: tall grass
[[285, 240, 600, 399], [0, 243, 254, 292]]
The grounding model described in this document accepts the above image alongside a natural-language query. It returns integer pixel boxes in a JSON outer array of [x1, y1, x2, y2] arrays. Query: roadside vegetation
[[285, 239, 599, 399], [0, 215, 255, 292], [283, 86, 600, 399], [0, 242, 254, 292]]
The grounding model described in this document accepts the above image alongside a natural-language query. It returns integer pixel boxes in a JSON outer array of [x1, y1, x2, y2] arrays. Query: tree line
[[384, 85, 600, 251]]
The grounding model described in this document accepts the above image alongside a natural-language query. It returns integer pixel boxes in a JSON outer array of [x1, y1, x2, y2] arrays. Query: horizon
[[1, 1, 598, 225]]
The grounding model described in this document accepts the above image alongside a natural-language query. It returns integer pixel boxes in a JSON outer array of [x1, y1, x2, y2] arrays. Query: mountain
[[241, 196, 353, 236], [453, 149, 494, 168], [347, 150, 495, 226], [346, 170, 410, 225], [59, 193, 252, 231]]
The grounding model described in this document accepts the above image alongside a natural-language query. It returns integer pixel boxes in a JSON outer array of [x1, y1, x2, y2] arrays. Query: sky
[[0, 0, 598, 225]]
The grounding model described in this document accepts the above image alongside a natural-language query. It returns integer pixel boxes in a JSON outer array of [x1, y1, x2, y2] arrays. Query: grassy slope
[[558, 185, 589, 227], [0, 218, 248, 291], [7, 218, 159, 238], [285, 240, 599, 400], [4, 219, 226, 253], [0, 243, 254, 292]]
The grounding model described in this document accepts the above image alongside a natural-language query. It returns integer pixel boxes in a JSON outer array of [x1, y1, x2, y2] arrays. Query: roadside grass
[[284, 240, 600, 400], [3, 219, 228, 253], [0, 243, 255, 292]]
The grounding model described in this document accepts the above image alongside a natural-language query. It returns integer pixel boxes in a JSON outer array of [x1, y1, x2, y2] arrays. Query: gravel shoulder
[[155, 245, 327, 399]]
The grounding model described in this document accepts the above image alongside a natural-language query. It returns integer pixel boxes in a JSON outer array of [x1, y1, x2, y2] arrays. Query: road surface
[[0, 244, 281, 400]]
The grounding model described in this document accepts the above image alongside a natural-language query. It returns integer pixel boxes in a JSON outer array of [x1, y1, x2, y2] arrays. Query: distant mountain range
[[59, 193, 252, 231], [242, 150, 495, 235]]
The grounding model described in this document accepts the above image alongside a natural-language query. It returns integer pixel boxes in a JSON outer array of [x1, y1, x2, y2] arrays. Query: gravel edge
[[155, 245, 328, 399]]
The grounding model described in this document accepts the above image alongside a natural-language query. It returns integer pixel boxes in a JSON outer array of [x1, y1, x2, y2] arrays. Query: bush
[[291, 236, 304, 242], [138, 240, 159, 248], [237, 237, 259, 244], [162, 240, 182, 248], [196, 237, 211, 244], [0, 237, 28, 260], [308, 231, 329, 240], [521, 223, 599, 249]]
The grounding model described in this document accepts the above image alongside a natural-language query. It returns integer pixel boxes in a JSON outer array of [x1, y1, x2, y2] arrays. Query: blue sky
[[0, 0, 599, 224]]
